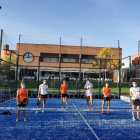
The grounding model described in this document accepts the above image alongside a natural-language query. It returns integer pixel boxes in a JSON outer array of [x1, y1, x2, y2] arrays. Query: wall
[[16, 43, 122, 67]]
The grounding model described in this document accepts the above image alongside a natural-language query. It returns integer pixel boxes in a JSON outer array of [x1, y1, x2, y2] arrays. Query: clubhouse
[[1, 43, 122, 82]]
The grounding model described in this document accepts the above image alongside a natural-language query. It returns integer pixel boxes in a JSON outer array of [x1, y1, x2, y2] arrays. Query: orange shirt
[[103, 87, 110, 97], [61, 84, 68, 94], [18, 88, 27, 102]]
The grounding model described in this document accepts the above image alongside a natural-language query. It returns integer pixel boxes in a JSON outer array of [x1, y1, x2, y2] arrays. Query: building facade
[[2, 43, 122, 82]]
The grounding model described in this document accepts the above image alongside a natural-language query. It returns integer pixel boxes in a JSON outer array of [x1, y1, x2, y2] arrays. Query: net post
[[0, 29, 3, 59]]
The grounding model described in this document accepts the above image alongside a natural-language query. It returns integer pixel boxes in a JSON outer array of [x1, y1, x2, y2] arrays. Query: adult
[[84, 78, 94, 109], [102, 83, 111, 114], [130, 81, 140, 121], [16, 82, 28, 122], [60, 80, 68, 109], [36, 79, 48, 114]]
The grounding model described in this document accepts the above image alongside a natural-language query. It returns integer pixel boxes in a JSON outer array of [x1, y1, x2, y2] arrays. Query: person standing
[[102, 83, 111, 114], [36, 79, 48, 114], [16, 82, 28, 122], [130, 81, 140, 121], [84, 78, 94, 109], [60, 80, 68, 109]]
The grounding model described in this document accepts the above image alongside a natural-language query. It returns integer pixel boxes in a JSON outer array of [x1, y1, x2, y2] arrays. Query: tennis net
[[0, 107, 140, 140]]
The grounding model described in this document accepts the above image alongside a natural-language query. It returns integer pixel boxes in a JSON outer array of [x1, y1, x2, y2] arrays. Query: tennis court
[[0, 99, 140, 140]]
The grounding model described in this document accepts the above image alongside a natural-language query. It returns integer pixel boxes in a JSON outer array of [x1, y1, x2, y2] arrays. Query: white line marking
[[73, 103, 100, 140], [0, 98, 15, 104]]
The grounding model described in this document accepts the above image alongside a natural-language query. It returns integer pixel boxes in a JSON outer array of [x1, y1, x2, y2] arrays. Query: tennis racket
[[17, 98, 29, 106]]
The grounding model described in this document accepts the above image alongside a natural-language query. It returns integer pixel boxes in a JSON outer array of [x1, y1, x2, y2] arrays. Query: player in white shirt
[[84, 78, 94, 109], [130, 81, 140, 121], [36, 79, 48, 114]]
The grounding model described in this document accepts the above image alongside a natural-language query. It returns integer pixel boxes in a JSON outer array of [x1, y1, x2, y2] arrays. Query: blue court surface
[[0, 99, 140, 140]]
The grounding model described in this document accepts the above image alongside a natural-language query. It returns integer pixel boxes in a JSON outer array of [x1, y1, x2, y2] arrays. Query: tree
[[0, 52, 16, 77], [91, 47, 124, 74], [4, 53, 16, 65]]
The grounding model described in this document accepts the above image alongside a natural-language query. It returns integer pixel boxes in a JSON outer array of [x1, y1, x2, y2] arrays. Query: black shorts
[[17, 103, 26, 107], [61, 94, 67, 97], [103, 97, 110, 101], [131, 99, 140, 106], [39, 94, 47, 98]]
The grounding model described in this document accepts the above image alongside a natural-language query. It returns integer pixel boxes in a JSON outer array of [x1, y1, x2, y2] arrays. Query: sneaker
[[133, 117, 136, 121], [107, 111, 109, 114], [137, 118, 140, 120], [67, 106, 68, 109], [62, 106, 63, 109], [24, 117, 26, 122], [91, 107, 93, 109], [16, 118, 19, 122], [102, 111, 104, 114], [87, 107, 89, 109], [35, 110, 38, 114], [42, 110, 44, 113]]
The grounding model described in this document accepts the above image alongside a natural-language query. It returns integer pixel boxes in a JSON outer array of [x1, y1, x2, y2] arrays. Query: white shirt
[[130, 87, 140, 100], [84, 83, 93, 95], [39, 84, 48, 95]]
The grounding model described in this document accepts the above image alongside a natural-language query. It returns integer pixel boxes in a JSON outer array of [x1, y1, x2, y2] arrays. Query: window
[[51, 58, 58, 62], [82, 59, 88, 63], [63, 58, 69, 63], [43, 57, 58, 62], [70, 58, 76, 63], [23, 53, 34, 63], [89, 59, 94, 64], [43, 57, 50, 62]]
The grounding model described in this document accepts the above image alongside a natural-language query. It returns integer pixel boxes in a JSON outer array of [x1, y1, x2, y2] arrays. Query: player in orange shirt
[[102, 83, 111, 114], [16, 82, 28, 122], [60, 80, 68, 109]]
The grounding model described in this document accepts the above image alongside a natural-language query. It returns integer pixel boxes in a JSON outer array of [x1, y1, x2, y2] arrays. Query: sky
[[0, 0, 140, 58]]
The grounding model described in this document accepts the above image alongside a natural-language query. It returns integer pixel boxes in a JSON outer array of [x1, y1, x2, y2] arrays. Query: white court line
[[0, 98, 15, 104], [72, 103, 100, 140]]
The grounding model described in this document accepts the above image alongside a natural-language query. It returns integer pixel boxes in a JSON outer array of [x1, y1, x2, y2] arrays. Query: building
[[132, 54, 139, 78], [1, 43, 122, 82], [122, 59, 131, 82]]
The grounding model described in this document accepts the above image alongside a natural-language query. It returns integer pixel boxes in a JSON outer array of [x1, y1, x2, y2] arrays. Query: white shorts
[[86, 93, 92, 97]]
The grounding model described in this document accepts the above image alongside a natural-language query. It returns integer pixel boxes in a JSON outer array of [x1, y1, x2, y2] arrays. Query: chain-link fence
[[0, 30, 126, 101]]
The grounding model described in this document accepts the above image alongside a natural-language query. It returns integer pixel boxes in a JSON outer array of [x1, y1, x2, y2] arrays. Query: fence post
[[79, 38, 82, 97], [118, 40, 121, 99], [59, 37, 61, 96], [16, 34, 21, 90], [0, 29, 3, 59], [99, 58, 101, 99], [38, 57, 40, 91], [8, 51, 12, 88]]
